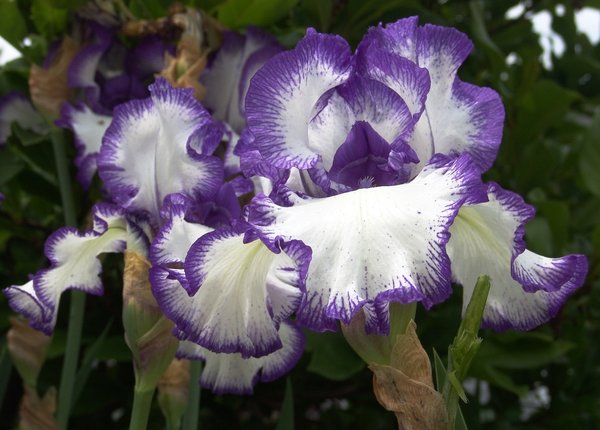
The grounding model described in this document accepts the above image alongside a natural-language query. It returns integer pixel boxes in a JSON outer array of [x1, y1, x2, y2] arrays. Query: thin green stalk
[[129, 388, 155, 430], [182, 361, 202, 430], [51, 129, 86, 430]]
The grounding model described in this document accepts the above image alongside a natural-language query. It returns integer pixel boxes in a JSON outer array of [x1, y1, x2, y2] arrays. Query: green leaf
[[31, 0, 68, 39], [592, 224, 600, 256], [447, 370, 468, 403], [524, 218, 554, 256], [0, 148, 24, 184], [474, 332, 574, 370], [514, 80, 580, 143], [72, 322, 113, 406], [301, 0, 332, 31], [275, 378, 294, 430], [433, 348, 446, 391], [217, 0, 299, 28], [0, 0, 27, 50], [579, 109, 600, 197], [46, 0, 87, 8], [469, 1, 505, 72], [305, 331, 365, 380], [432, 349, 469, 430], [470, 365, 528, 397]]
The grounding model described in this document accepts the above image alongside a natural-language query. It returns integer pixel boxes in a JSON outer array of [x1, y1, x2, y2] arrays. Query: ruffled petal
[[150, 194, 213, 266], [202, 28, 282, 134], [447, 182, 587, 331], [249, 155, 485, 332], [56, 103, 112, 188], [338, 75, 415, 145], [513, 250, 588, 294], [358, 46, 430, 121], [3, 281, 54, 335], [245, 29, 352, 169], [98, 78, 225, 222], [0, 92, 47, 145], [360, 16, 419, 61], [360, 18, 505, 173], [175, 229, 309, 357], [177, 322, 304, 395], [4, 204, 148, 334]]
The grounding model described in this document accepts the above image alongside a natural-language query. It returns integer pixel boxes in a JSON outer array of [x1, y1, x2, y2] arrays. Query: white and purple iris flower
[[56, 21, 173, 188], [149, 18, 587, 394], [239, 18, 587, 333], [4, 26, 294, 394], [4, 77, 225, 334], [3, 18, 588, 395]]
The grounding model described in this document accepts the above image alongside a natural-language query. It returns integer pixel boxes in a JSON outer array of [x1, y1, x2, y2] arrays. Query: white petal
[[180, 231, 307, 357], [447, 183, 586, 331], [177, 322, 304, 395], [249, 155, 484, 331]]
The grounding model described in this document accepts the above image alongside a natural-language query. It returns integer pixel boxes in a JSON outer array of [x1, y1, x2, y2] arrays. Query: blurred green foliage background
[[0, 0, 599, 429]]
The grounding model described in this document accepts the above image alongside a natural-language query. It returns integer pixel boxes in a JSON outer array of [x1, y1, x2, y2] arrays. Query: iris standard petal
[[361, 18, 505, 174], [245, 29, 352, 169], [98, 78, 225, 222]]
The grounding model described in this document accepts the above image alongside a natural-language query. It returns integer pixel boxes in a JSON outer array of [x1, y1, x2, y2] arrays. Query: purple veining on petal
[[248, 154, 486, 332], [153, 224, 310, 358], [3, 280, 54, 335], [245, 28, 353, 169], [98, 78, 225, 223]]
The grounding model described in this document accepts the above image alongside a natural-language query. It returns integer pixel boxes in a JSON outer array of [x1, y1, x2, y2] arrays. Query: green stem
[[51, 129, 76, 226], [51, 129, 85, 430], [182, 361, 202, 430], [129, 388, 155, 430]]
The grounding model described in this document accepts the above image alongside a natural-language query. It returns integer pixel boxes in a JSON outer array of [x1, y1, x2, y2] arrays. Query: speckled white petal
[[249, 155, 485, 331]]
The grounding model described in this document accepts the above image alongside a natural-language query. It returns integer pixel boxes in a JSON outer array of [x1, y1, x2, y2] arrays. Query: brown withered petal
[[159, 359, 190, 395], [369, 321, 449, 430], [29, 37, 79, 119], [122, 252, 178, 391], [122, 251, 160, 314], [158, 8, 223, 101], [370, 364, 448, 430], [19, 386, 58, 430], [7, 317, 51, 387], [390, 321, 434, 387]]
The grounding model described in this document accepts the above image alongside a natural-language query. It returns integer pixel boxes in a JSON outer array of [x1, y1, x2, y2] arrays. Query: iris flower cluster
[[3, 17, 587, 395]]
